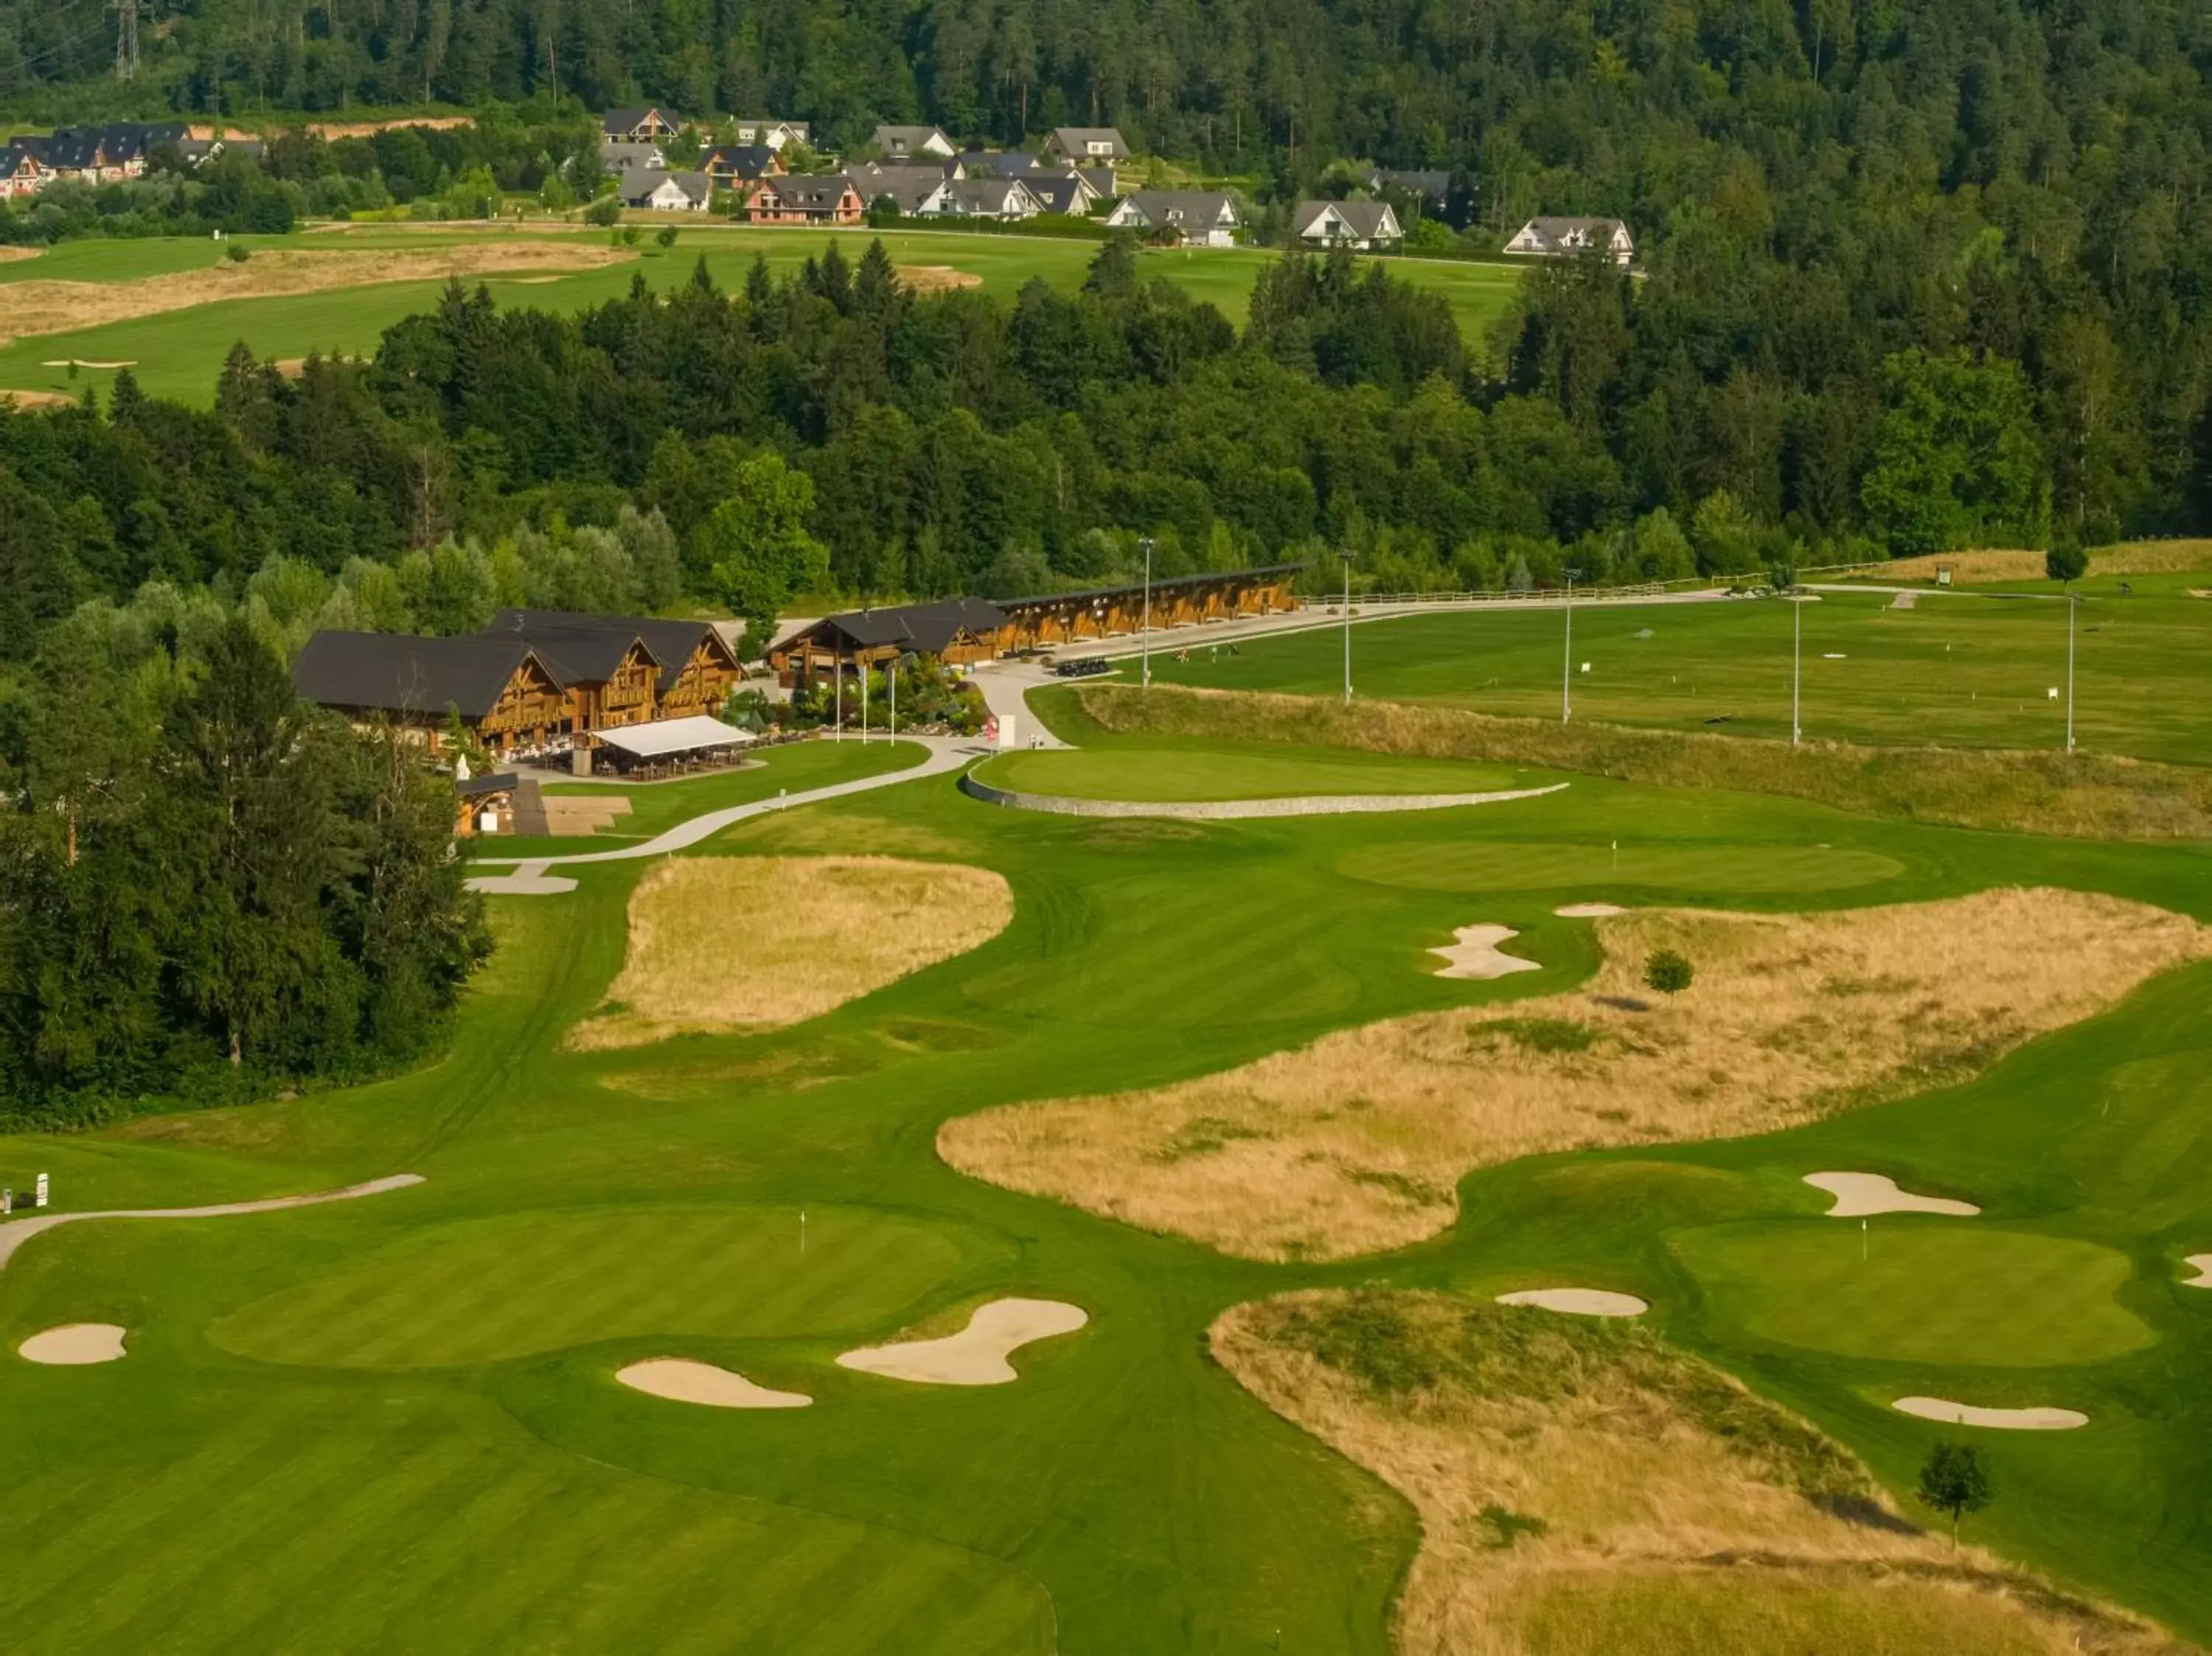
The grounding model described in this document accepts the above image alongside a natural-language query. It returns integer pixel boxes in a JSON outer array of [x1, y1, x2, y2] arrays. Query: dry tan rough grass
[[1876, 542, 2212, 583], [0, 246, 43, 263], [942, 888, 2207, 1259], [0, 389, 74, 408], [1073, 683, 2212, 841], [1214, 1290, 2189, 1656], [0, 243, 633, 347], [570, 855, 1012, 1050], [897, 264, 984, 292]]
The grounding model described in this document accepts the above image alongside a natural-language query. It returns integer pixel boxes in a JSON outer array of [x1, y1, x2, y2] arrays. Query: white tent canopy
[[593, 715, 755, 758]]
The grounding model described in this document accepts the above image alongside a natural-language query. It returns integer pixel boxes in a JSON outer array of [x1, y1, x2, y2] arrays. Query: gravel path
[[0, 1174, 425, 1276]]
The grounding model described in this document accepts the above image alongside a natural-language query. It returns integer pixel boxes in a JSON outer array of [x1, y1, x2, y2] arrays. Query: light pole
[[833, 656, 843, 740], [2065, 585, 2076, 753], [1791, 582, 1803, 748], [1560, 567, 1585, 724], [888, 654, 897, 740], [1139, 535, 1155, 689], [1341, 549, 1354, 706]]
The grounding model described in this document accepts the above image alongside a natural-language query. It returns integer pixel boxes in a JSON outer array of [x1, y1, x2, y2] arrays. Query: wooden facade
[[471, 655, 569, 751], [653, 634, 747, 718]]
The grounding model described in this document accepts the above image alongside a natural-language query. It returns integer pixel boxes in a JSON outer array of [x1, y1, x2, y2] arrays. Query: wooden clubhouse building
[[293, 610, 744, 756], [770, 564, 1298, 687]]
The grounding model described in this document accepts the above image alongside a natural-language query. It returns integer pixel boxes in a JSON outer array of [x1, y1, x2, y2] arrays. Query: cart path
[[468, 737, 982, 871], [0, 1175, 425, 1275]]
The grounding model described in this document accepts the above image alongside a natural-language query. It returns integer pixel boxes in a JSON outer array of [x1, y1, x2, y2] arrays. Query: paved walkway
[[0, 1175, 425, 1275], [467, 737, 985, 880]]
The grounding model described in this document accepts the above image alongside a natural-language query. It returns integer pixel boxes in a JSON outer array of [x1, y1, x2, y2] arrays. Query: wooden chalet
[[771, 598, 1007, 687], [768, 566, 1300, 685], [295, 611, 745, 755], [484, 610, 744, 722], [291, 632, 569, 754]]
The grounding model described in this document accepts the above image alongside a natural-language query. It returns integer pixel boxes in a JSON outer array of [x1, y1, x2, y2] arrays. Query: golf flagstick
[[1862, 1217, 1868, 1262], [801, 1208, 807, 1258]]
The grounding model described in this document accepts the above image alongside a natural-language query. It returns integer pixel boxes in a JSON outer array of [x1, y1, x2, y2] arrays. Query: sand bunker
[[40, 358, 135, 369], [1, 389, 74, 409], [837, 1297, 1086, 1385], [570, 855, 1012, 1048], [1554, 902, 1627, 918], [1496, 1288, 1646, 1318], [616, 1358, 811, 1408], [1893, 1396, 2087, 1431], [1429, 925, 1541, 981], [0, 244, 634, 347], [0, 1173, 422, 1276], [1805, 1172, 1980, 1218], [0, 246, 42, 263], [466, 860, 578, 896], [944, 887, 2207, 1261], [897, 264, 984, 292], [18, 1323, 126, 1365], [2182, 1254, 2212, 1287]]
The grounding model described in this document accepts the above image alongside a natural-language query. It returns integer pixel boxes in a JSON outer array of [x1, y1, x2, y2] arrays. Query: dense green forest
[[0, 613, 489, 1128]]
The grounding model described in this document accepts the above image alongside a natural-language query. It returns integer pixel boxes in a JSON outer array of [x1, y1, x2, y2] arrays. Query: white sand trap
[[0, 1173, 423, 1276], [1496, 1288, 1648, 1318], [1889, 591, 1919, 610], [40, 358, 136, 369], [1554, 902, 1627, 918], [1804, 1172, 1979, 1218], [616, 1358, 811, 1409], [1428, 924, 1540, 981], [837, 1297, 1087, 1385], [1893, 1396, 2087, 1431], [465, 870, 578, 894], [18, 1323, 127, 1365], [2182, 1254, 2212, 1287]]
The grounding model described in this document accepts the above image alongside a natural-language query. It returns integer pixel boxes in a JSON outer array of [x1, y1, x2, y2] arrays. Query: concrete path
[[968, 660, 1080, 748], [468, 737, 984, 872], [0, 1174, 425, 1276]]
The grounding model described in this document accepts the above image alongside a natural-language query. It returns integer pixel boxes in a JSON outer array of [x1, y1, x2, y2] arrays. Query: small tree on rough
[[2045, 545, 2088, 583], [1644, 950, 1694, 995], [1917, 1441, 1992, 1547]]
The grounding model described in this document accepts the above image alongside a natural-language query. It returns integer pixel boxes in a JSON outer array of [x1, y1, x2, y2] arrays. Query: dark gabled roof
[[816, 597, 1009, 653], [293, 631, 547, 720], [473, 615, 657, 685], [995, 563, 1304, 611], [602, 106, 680, 135], [485, 609, 728, 693], [459, 770, 519, 799], [702, 143, 777, 178], [1023, 174, 1088, 215], [1371, 167, 1452, 200]]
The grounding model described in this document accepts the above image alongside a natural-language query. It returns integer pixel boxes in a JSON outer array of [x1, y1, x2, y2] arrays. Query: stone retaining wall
[[958, 772, 1568, 820]]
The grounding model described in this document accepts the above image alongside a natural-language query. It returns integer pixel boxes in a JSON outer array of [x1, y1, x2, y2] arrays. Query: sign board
[[995, 712, 1018, 749], [35, 1172, 48, 1209], [983, 714, 999, 745], [1936, 564, 1953, 587]]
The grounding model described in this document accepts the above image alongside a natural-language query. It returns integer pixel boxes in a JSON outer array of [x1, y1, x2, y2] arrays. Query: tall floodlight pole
[[889, 655, 897, 740], [2065, 586, 2076, 753], [1342, 550, 1354, 706], [834, 657, 843, 740], [1792, 586, 1803, 748], [860, 655, 869, 742], [1561, 568, 1584, 723], [1140, 536, 1155, 689]]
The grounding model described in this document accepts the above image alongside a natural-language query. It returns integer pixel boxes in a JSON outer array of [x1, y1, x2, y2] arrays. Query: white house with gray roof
[[1504, 216, 1634, 265], [1291, 199, 1403, 251], [1105, 189, 1241, 246], [874, 124, 955, 159]]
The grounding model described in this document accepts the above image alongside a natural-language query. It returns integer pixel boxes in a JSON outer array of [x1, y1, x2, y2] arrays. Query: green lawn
[[1670, 1222, 2155, 1367], [0, 227, 1524, 406], [973, 742, 1523, 800], [1147, 577, 2212, 765], [5, 720, 2212, 1648]]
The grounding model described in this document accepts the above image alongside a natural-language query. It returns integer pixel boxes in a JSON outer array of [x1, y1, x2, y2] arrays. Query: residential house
[[0, 144, 42, 199], [849, 162, 956, 217], [619, 169, 712, 211], [1367, 167, 1452, 205], [1105, 189, 1241, 247], [776, 175, 865, 225], [1074, 166, 1118, 202], [1290, 199, 1402, 251], [731, 118, 809, 150], [602, 106, 683, 142], [1020, 170, 1102, 216], [13, 122, 186, 184], [732, 177, 806, 224], [1504, 215, 1634, 266], [943, 176, 1043, 220], [1045, 127, 1129, 165], [958, 147, 1040, 177], [599, 139, 667, 174], [874, 124, 956, 159], [700, 144, 782, 188]]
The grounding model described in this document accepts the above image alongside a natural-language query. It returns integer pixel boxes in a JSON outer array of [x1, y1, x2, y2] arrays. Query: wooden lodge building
[[770, 564, 1298, 686], [293, 610, 743, 754]]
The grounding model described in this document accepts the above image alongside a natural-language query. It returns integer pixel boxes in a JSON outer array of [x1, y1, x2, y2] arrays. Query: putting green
[[212, 1205, 978, 1368], [1337, 839, 1904, 894], [1671, 1223, 2154, 1368], [973, 746, 1522, 801]]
